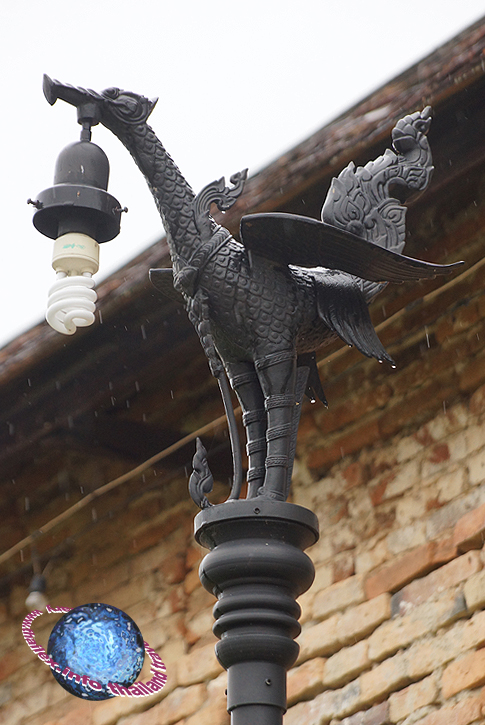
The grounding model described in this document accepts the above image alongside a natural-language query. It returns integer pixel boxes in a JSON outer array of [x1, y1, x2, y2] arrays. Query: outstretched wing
[[239, 212, 462, 283]]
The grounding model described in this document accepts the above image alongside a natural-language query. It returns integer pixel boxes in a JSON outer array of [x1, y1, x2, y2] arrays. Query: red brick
[[333, 552, 355, 583], [186, 545, 203, 569], [307, 419, 381, 472], [414, 425, 435, 448], [0, 649, 22, 679], [469, 382, 485, 414], [159, 554, 187, 584], [414, 688, 485, 725], [389, 674, 438, 722], [324, 640, 370, 688], [313, 575, 365, 620], [441, 649, 485, 698], [298, 614, 341, 662], [454, 503, 485, 552], [370, 591, 467, 662], [176, 642, 223, 686], [369, 473, 394, 507], [379, 381, 455, 439], [343, 462, 369, 490], [460, 353, 485, 394], [339, 701, 390, 725], [427, 444, 450, 464], [364, 540, 457, 599], [318, 385, 392, 436], [168, 586, 186, 613], [339, 594, 391, 645], [287, 657, 326, 706], [392, 550, 482, 612], [359, 651, 409, 705]]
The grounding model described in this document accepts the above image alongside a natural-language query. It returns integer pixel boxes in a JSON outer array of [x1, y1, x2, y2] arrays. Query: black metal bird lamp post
[[31, 75, 463, 724]]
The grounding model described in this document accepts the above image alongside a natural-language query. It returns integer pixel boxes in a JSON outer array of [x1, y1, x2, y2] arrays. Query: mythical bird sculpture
[[42, 76, 462, 506]]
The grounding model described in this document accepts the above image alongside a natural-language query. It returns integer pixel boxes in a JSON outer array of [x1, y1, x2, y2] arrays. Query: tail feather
[[315, 271, 394, 365]]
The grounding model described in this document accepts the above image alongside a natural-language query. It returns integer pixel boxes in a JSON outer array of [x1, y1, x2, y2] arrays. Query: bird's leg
[[255, 350, 297, 501], [225, 361, 267, 499]]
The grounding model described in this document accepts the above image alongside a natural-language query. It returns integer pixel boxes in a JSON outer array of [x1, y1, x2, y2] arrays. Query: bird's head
[[43, 75, 158, 134]]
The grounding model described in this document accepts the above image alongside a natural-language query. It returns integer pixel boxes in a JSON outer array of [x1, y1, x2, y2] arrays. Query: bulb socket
[[52, 233, 100, 276]]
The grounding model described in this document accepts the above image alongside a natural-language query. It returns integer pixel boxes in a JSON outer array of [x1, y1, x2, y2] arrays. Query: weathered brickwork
[[2, 291, 485, 725]]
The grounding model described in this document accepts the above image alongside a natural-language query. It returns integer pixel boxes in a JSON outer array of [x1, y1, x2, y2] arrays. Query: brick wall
[[1, 268, 485, 725]]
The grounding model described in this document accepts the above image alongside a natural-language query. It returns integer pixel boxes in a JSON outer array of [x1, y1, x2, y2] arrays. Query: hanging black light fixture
[[29, 79, 125, 335]]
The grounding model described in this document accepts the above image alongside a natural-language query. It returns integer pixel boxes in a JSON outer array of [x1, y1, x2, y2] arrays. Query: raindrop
[[27, 378, 32, 387], [141, 324, 147, 340], [55, 380, 61, 391], [80, 486, 84, 494], [98, 309, 103, 324], [381, 305, 386, 318], [111, 396, 116, 406], [108, 381, 114, 391], [184, 466, 188, 477], [142, 413, 147, 422], [391, 364, 397, 370], [126, 400, 130, 409], [11, 479, 15, 485], [8, 422, 14, 436], [135, 381, 140, 392], [67, 416, 74, 429], [378, 359, 383, 364], [92, 508, 97, 522], [20, 550, 24, 562], [170, 390, 174, 399], [142, 474, 146, 483], [425, 326, 430, 348], [25, 497, 30, 511], [443, 401, 447, 413], [310, 398, 316, 404]]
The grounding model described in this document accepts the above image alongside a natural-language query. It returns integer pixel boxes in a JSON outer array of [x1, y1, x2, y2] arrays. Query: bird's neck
[[109, 120, 200, 268]]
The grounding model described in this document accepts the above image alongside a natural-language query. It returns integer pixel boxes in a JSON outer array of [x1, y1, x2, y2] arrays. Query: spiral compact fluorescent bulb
[[46, 232, 100, 335], [31, 98, 123, 337]]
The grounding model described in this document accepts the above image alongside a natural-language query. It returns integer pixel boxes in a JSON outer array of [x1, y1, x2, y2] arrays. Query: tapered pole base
[[194, 499, 319, 724]]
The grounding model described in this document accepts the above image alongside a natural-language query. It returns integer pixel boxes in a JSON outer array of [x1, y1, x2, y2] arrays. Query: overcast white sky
[[1, 1, 484, 348]]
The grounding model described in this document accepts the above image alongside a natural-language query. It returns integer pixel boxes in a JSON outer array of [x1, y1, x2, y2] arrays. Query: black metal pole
[[195, 499, 319, 724]]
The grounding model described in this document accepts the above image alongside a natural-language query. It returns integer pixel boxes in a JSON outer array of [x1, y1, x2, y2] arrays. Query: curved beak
[[148, 97, 159, 117], [43, 74, 102, 108]]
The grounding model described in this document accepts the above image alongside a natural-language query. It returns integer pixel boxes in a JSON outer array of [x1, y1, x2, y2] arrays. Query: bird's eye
[[103, 87, 120, 99]]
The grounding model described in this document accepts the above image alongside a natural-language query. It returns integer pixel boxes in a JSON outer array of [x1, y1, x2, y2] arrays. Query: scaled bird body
[[44, 77, 462, 504]]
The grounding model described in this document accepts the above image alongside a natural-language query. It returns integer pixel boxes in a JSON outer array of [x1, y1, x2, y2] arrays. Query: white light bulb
[[25, 590, 48, 612], [46, 232, 100, 335]]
